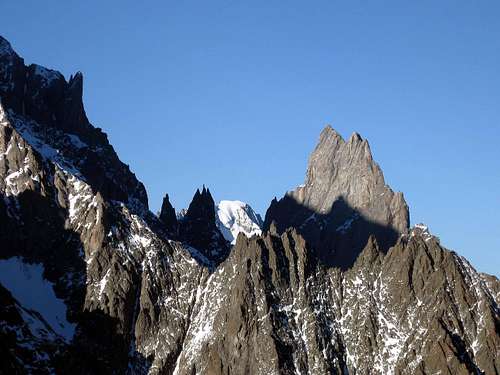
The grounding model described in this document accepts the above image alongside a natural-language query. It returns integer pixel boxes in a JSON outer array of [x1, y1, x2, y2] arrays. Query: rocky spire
[[60, 71, 89, 133], [159, 193, 178, 236], [0, 36, 26, 114], [264, 125, 409, 269], [296, 125, 408, 232], [184, 186, 216, 225], [179, 186, 229, 264]]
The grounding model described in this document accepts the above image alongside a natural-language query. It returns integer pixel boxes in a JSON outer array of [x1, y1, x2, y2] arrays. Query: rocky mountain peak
[[159, 193, 178, 235], [185, 186, 215, 224], [319, 124, 342, 140], [0, 36, 498, 375], [179, 186, 229, 264], [264, 126, 409, 268], [0, 35, 149, 210], [68, 71, 83, 88], [348, 131, 363, 143], [299, 126, 387, 214]]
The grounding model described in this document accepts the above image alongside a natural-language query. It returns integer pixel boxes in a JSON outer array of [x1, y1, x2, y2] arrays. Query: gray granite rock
[[264, 125, 409, 268]]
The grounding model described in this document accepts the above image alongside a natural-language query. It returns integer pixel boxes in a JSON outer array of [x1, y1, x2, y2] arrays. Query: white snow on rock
[[0, 257, 75, 340], [410, 223, 435, 242], [176, 208, 187, 221], [215, 200, 263, 244]]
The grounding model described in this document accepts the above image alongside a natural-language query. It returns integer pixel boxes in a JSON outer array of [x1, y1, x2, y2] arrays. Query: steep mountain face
[[0, 36, 499, 375], [216, 200, 263, 244], [264, 126, 409, 269]]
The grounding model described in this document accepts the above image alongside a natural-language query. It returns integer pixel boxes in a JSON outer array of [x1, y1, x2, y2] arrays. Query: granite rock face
[[293, 126, 408, 232], [264, 126, 410, 268], [0, 36, 499, 375]]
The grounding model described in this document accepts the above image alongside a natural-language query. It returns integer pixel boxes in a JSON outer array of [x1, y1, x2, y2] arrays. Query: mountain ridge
[[0, 35, 498, 374]]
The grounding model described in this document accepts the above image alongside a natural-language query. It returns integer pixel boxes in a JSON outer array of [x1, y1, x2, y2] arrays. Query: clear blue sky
[[1, 1, 499, 276]]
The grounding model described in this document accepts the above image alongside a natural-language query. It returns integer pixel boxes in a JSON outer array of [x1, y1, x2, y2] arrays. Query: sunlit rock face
[[0, 35, 498, 374], [293, 126, 408, 234], [264, 126, 409, 269]]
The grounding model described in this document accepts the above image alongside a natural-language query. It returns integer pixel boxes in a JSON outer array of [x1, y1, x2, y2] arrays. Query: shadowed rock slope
[[0, 36, 498, 374]]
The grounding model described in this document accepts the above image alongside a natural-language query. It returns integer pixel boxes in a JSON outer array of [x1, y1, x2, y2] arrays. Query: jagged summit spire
[[320, 124, 343, 137], [302, 127, 395, 215], [68, 71, 83, 93], [264, 125, 409, 268], [159, 193, 178, 235], [179, 186, 229, 264], [318, 126, 366, 147], [318, 125, 345, 147], [186, 187, 215, 222], [348, 131, 363, 143]]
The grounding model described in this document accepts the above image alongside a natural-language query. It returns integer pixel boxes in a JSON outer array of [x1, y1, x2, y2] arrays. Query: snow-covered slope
[[0, 258, 75, 340], [216, 200, 263, 244]]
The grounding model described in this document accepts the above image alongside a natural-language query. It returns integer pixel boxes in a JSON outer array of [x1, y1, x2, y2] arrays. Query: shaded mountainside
[[0, 35, 499, 374]]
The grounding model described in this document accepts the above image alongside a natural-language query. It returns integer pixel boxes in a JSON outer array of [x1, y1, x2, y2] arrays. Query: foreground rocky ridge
[[0, 36, 499, 374]]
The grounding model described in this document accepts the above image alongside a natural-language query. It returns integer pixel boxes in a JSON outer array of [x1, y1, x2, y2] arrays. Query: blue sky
[[1, 1, 499, 276]]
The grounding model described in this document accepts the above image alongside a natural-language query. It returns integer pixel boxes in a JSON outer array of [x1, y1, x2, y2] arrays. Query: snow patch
[[0, 257, 75, 340], [33, 64, 62, 87], [410, 223, 435, 242], [67, 133, 87, 149]]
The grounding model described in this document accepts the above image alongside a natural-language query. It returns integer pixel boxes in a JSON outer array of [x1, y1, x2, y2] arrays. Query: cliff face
[[0, 36, 498, 375]]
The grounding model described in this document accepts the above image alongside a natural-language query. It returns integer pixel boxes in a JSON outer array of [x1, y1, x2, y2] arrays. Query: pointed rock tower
[[159, 193, 178, 236], [179, 186, 229, 264], [264, 125, 409, 268]]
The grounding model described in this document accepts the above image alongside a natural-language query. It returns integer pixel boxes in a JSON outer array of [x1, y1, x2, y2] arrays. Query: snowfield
[[215, 200, 263, 244]]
